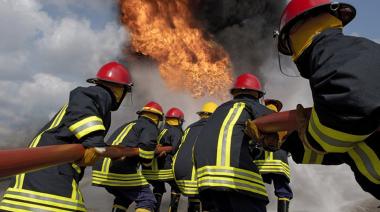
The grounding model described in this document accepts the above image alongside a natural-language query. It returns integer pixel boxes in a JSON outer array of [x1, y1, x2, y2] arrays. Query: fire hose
[[0, 145, 173, 178], [1, 107, 377, 178]]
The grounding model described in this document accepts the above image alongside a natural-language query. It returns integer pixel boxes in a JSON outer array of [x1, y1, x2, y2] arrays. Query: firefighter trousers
[[105, 185, 156, 211], [199, 190, 267, 212]]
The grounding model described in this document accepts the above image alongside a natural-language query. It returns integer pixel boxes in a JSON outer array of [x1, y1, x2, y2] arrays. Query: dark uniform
[[194, 95, 272, 212], [254, 150, 292, 199], [283, 131, 380, 200], [92, 116, 158, 211], [142, 124, 183, 212], [173, 118, 208, 212], [291, 28, 380, 198], [0, 86, 113, 212], [295, 28, 380, 154]]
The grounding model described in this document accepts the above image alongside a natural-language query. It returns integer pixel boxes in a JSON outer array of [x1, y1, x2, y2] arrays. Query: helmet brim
[[87, 78, 133, 92], [230, 88, 265, 98]]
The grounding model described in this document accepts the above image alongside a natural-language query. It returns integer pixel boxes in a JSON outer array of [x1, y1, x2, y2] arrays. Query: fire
[[119, 0, 233, 98]]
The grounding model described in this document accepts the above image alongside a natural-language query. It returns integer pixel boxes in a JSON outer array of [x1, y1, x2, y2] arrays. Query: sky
[[0, 0, 379, 211]]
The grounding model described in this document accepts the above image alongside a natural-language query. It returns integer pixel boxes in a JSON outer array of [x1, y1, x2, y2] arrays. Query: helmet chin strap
[[273, 29, 300, 78]]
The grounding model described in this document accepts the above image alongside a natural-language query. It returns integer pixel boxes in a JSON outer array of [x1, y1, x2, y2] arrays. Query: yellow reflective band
[[0, 199, 78, 212], [15, 104, 69, 190], [308, 108, 372, 153], [72, 163, 81, 174], [157, 129, 168, 145], [139, 148, 155, 159], [92, 179, 149, 187], [7, 188, 84, 203], [101, 123, 136, 173], [172, 128, 191, 179], [176, 180, 199, 195], [302, 144, 324, 164], [92, 170, 149, 187], [113, 204, 128, 211], [197, 176, 267, 197], [2, 194, 85, 212], [197, 166, 264, 185], [2, 188, 86, 211], [216, 103, 245, 166], [0, 205, 30, 212], [278, 198, 290, 201], [348, 143, 380, 184], [69, 116, 105, 139], [29, 104, 68, 148], [142, 169, 174, 180], [254, 160, 291, 177]]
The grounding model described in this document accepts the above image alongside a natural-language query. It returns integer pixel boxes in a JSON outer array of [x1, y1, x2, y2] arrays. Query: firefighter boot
[[278, 199, 290, 212], [169, 193, 181, 212], [188, 198, 201, 212], [153, 193, 162, 212]]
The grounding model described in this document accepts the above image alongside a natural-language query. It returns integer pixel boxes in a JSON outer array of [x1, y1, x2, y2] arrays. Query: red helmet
[[137, 101, 164, 117], [230, 73, 264, 97], [165, 108, 185, 121], [87, 61, 133, 88], [278, 0, 356, 55]]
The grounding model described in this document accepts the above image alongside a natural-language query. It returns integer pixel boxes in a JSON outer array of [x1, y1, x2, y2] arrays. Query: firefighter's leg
[[134, 185, 157, 212], [200, 190, 267, 212], [151, 181, 166, 212], [188, 197, 201, 212], [105, 187, 133, 212], [169, 181, 181, 212], [272, 175, 293, 212]]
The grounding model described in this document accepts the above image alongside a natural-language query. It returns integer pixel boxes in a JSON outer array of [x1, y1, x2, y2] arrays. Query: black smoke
[[195, 0, 287, 79]]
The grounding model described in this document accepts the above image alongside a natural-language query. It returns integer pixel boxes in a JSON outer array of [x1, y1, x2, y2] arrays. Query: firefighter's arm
[[169, 130, 183, 155], [66, 88, 109, 142], [281, 131, 344, 165], [137, 127, 157, 167]]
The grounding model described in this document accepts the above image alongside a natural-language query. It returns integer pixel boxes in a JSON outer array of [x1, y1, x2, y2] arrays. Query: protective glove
[[76, 147, 105, 167], [245, 120, 281, 152], [296, 104, 326, 154]]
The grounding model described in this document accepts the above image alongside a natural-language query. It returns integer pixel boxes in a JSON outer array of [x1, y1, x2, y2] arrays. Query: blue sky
[[344, 0, 380, 40]]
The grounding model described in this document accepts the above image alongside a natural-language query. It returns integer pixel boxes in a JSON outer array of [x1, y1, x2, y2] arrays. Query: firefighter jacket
[[282, 131, 380, 200], [295, 28, 380, 154], [254, 150, 290, 183], [173, 118, 209, 197], [142, 124, 183, 181], [92, 116, 158, 188], [0, 85, 113, 212], [193, 95, 273, 203]]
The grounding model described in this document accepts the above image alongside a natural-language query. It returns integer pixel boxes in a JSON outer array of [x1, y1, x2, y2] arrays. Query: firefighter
[[248, 0, 380, 199], [0, 61, 133, 212], [92, 101, 164, 212], [173, 102, 218, 212], [142, 108, 185, 212], [253, 99, 292, 212], [193, 73, 280, 212]]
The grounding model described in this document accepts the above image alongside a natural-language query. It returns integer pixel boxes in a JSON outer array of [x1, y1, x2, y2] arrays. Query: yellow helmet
[[197, 102, 218, 115], [264, 99, 283, 112]]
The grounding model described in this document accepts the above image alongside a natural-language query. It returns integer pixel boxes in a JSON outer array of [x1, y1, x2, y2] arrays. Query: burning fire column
[[120, 0, 233, 98]]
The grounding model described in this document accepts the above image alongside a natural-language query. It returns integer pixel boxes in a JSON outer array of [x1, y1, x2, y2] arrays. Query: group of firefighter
[[1, 0, 379, 211]]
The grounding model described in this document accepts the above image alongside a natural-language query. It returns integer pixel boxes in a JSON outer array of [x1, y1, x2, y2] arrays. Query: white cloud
[[0, 0, 128, 143]]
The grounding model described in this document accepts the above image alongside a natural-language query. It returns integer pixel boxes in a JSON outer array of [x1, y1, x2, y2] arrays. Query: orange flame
[[120, 0, 233, 98]]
